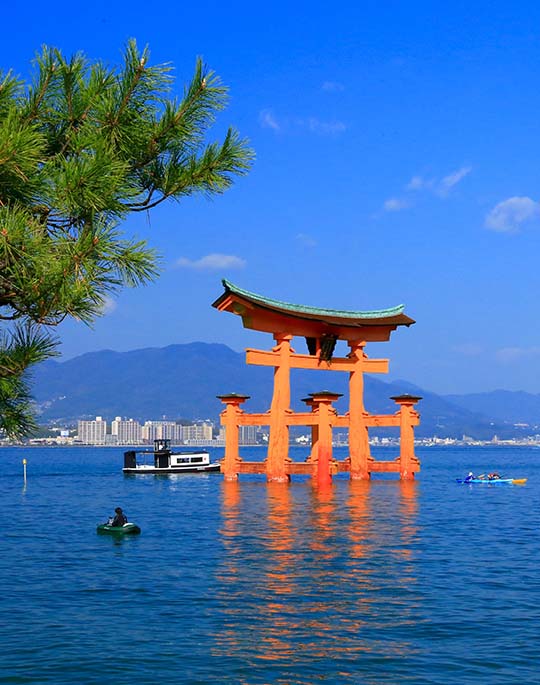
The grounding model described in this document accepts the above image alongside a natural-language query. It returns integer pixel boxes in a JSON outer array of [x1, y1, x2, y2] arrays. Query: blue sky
[[5, 1, 540, 394]]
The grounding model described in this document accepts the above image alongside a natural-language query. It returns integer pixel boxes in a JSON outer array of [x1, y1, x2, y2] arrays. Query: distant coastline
[[2, 439, 539, 448], [29, 343, 540, 442]]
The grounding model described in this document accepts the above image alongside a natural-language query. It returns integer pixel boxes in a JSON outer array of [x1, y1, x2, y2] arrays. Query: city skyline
[[75, 415, 258, 446]]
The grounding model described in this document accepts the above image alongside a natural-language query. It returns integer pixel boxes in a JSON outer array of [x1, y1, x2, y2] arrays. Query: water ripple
[[0, 446, 539, 683]]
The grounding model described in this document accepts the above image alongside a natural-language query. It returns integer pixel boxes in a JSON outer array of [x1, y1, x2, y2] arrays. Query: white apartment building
[[141, 421, 183, 443], [182, 422, 213, 444], [217, 425, 259, 446], [111, 417, 142, 444], [78, 416, 107, 444], [239, 425, 258, 445]]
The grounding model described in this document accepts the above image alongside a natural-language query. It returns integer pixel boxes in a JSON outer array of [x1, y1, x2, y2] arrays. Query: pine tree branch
[[0, 41, 253, 437]]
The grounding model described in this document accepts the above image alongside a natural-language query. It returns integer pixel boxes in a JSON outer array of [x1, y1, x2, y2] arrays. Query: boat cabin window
[[171, 454, 207, 465]]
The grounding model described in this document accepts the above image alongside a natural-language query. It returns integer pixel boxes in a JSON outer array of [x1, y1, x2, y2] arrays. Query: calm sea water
[[1, 445, 539, 684]]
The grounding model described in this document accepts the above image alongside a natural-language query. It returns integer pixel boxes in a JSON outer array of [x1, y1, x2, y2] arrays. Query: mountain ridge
[[29, 342, 537, 439], [445, 389, 540, 426]]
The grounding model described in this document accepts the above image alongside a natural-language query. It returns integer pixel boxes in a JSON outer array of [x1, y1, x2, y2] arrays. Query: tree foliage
[[0, 41, 253, 437]]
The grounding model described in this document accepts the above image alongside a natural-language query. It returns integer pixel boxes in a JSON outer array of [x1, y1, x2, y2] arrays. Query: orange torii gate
[[213, 280, 421, 484]]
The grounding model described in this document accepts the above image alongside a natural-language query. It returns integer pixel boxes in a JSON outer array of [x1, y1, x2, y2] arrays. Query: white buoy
[[23, 458, 27, 485]]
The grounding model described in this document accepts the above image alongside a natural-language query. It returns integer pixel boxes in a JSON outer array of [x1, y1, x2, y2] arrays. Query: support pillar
[[348, 340, 371, 480], [310, 391, 342, 487], [391, 394, 422, 481], [217, 394, 250, 481], [267, 334, 293, 483]]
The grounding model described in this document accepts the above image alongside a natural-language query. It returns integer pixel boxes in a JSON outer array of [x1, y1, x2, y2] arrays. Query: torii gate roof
[[212, 280, 415, 341]]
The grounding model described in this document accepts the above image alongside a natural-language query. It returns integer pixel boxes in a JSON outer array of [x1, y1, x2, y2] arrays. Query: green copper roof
[[219, 279, 410, 322]]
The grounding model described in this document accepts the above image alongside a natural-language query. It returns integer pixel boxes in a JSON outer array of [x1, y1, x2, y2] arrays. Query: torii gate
[[213, 280, 421, 484]]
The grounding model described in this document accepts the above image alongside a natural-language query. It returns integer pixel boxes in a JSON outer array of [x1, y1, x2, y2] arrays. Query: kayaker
[[110, 507, 128, 527], [464, 472, 474, 482]]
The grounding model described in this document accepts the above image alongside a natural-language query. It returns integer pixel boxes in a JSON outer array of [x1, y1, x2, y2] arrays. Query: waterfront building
[[239, 425, 258, 445], [111, 417, 142, 444], [182, 422, 213, 444], [77, 416, 107, 445], [218, 425, 260, 446], [142, 421, 183, 443]]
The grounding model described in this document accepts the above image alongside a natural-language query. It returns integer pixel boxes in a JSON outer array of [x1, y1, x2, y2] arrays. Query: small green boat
[[97, 522, 141, 535]]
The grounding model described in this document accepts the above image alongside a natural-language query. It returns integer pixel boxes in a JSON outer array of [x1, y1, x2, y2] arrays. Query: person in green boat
[[109, 507, 128, 527]]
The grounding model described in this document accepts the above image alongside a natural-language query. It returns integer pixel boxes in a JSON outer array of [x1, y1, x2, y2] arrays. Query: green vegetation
[[0, 41, 253, 437]]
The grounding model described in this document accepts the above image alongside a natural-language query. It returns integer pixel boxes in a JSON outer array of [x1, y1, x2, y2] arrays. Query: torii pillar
[[348, 340, 372, 480], [392, 394, 422, 480], [310, 391, 342, 487], [218, 393, 250, 481], [266, 333, 293, 482]]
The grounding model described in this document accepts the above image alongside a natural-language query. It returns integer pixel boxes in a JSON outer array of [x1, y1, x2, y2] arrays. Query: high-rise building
[[77, 416, 107, 444], [182, 422, 213, 444], [141, 421, 183, 443], [239, 425, 258, 445], [218, 425, 259, 445], [111, 417, 142, 445]]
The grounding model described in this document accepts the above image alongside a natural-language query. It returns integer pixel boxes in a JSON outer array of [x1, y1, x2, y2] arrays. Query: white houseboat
[[123, 439, 221, 474]]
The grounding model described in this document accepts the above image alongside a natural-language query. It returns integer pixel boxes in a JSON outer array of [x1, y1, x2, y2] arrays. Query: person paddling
[[110, 507, 128, 527]]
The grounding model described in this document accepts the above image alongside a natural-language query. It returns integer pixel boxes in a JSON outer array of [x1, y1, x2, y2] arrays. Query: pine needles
[[0, 40, 254, 437]]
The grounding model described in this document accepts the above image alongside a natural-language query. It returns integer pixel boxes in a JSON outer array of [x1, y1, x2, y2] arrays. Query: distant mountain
[[31, 343, 271, 422], [29, 342, 531, 439], [444, 390, 540, 429]]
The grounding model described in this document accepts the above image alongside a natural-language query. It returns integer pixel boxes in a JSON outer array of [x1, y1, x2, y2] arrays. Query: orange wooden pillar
[[311, 391, 341, 487], [218, 393, 250, 481], [391, 394, 422, 481], [267, 333, 293, 483], [348, 340, 372, 480]]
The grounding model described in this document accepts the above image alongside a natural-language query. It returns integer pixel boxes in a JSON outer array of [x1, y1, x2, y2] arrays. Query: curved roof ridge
[[221, 279, 406, 320]]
